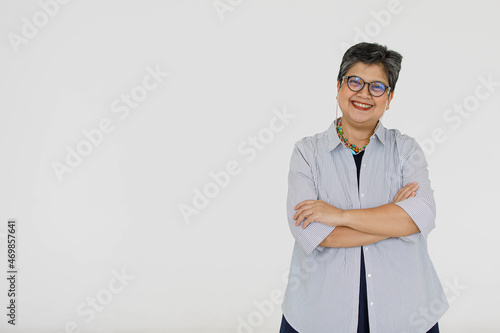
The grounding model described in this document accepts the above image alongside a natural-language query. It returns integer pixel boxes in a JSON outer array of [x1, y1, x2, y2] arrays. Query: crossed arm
[[319, 227, 387, 248], [293, 182, 420, 248], [288, 139, 435, 252]]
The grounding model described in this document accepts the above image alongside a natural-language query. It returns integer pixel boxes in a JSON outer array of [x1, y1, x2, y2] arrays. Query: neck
[[339, 118, 378, 147]]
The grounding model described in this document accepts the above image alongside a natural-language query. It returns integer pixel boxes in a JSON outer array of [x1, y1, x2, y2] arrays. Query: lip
[[351, 100, 373, 111]]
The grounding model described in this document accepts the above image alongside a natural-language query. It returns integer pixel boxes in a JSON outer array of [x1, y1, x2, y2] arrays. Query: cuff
[[394, 197, 435, 242], [295, 223, 335, 256]]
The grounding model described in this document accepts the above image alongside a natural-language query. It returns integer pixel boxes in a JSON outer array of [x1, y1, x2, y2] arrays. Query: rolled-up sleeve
[[395, 136, 436, 242], [287, 140, 335, 256]]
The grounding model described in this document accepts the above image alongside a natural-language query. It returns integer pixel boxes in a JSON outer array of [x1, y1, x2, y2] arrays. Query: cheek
[[338, 91, 354, 105], [374, 98, 388, 109]]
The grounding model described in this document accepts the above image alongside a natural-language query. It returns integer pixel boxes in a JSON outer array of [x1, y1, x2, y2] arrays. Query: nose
[[356, 84, 372, 98]]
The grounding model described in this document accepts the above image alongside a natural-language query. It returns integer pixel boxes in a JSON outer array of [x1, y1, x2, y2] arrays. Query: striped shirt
[[281, 118, 449, 333]]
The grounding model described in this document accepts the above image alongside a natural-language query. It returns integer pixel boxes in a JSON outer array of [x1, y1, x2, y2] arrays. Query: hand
[[392, 182, 418, 203], [293, 200, 344, 229]]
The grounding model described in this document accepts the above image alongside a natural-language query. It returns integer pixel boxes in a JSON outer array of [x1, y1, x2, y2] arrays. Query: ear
[[336, 81, 341, 99], [386, 90, 395, 109]]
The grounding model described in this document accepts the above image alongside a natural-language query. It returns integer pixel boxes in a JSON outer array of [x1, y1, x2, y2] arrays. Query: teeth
[[353, 101, 372, 108]]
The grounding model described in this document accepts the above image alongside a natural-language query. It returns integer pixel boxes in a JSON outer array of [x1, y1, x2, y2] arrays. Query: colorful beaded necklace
[[336, 117, 378, 155]]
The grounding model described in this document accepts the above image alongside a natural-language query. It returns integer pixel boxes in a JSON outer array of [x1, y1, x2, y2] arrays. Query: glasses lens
[[347, 77, 363, 91], [369, 82, 387, 97]]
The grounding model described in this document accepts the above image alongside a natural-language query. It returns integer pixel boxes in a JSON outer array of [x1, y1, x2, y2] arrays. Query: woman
[[280, 42, 448, 333]]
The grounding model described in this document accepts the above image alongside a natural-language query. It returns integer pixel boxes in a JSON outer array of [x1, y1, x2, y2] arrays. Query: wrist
[[339, 209, 350, 227]]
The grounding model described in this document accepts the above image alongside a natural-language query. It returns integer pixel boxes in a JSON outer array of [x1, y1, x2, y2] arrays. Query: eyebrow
[[349, 75, 389, 86]]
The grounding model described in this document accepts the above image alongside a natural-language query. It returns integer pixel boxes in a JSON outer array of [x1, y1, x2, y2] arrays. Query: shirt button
[[365, 247, 369, 251], [360, 193, 365, 198], [367, 274, 372, 278], [362, 163, 367, 167], [369, 302, 374, 306]]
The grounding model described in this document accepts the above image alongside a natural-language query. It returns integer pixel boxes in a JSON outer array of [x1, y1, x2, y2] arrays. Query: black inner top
[[353, 151, 370, 332], [353, 150, 364, 190]]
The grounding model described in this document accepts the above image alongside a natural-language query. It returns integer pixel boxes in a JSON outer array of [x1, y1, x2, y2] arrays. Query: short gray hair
[[337, 42, 403, 92]]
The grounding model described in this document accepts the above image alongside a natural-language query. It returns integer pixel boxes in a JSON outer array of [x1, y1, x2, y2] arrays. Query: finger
[[302, 215, 316, 229], [293, 205, 311, 220], [295, 209, 313, 226], [394, 186, 409, 202], [399, 183, 418, 199], [405, 184, 418, 198], [294, 201, 306, 210], [294, 203, 314, 216], [399, 183, 414, 193], [294, 200, 317, 210], [295, 213, 306, 226], [403, 182, 417, 190], [393, 183, 417, 203], [300, 209, 316, 226]]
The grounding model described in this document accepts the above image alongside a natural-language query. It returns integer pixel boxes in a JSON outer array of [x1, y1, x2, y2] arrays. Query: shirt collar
[[327, 117, 386, 152]]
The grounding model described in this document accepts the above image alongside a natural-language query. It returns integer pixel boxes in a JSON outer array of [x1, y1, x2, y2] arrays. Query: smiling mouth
[[351, 101, 373, 110]]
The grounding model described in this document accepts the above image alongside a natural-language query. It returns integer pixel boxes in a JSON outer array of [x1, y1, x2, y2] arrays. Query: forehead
[[345, 62, 388, 84]]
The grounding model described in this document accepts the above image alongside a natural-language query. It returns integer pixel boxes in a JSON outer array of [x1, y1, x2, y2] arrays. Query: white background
[[1, 0, 499, 332]]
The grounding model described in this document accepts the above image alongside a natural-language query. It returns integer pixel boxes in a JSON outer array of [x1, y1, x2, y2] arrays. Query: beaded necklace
[[336, 117, 378, 155]]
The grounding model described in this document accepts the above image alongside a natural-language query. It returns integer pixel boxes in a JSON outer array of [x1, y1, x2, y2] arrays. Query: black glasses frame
[[341, 75, 391, 97]]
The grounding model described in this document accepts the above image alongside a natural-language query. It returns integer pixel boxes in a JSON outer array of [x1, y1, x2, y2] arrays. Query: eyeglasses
[[342, 76, 391, 97]]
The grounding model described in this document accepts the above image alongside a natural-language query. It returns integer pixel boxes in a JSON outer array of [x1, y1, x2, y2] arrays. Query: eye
[[370, 82, 386, 92], [348, 77, 363, 87]]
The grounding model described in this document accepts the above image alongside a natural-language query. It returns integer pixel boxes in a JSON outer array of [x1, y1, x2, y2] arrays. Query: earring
[[335, 80, 344, 123]]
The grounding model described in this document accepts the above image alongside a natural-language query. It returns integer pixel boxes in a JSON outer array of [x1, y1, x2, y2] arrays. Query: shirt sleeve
[[394, 136, 436, 242], [286, 140, 335, 256]]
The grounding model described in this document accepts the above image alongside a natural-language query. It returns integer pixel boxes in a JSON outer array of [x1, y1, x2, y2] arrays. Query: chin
[[345, 110, 374, 123]]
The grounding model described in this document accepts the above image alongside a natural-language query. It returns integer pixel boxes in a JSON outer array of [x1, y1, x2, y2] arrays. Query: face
[[337, 62, 394, 129]]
